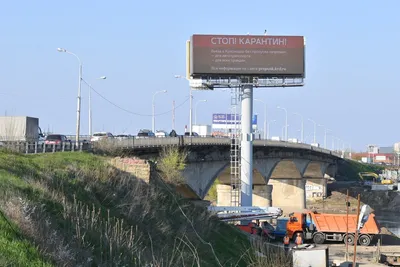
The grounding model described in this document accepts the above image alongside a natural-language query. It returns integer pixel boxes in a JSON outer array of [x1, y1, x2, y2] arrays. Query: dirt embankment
[[308, 184, 400, 214]]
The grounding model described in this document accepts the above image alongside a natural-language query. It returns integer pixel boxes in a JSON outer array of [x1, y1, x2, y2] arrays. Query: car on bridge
[[136, 129, 155, 138], [184, 132, 199, 137], [91, 132, 114, 142], [155, 130, 168, 138], [44, 134, 71, 145], [115, 134, 132, 140]]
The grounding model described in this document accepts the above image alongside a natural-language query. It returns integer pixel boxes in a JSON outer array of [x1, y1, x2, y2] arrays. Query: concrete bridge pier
[[216, 184, 272, 207], [305, 178, 328, 200], [268, 179, 306, 214]]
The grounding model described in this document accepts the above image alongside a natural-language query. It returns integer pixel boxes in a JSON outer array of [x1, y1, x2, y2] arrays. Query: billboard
[[212, 113, 257, 129], [190, 34, 305, 78]]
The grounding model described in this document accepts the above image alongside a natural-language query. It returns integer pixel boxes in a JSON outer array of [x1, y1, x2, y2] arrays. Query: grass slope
[[0, 151, 253, 267], [337, 159, 384, 181], [0, 214, 52, 267]]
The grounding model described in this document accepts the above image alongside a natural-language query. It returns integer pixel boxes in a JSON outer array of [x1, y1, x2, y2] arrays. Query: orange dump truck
[[286, 211, 380, 246]]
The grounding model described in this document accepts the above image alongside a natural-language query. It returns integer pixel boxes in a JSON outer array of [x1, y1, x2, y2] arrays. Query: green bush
[[157, 147, 188, 184]]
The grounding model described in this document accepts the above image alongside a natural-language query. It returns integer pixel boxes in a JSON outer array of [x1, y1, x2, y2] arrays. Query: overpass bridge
[[7, 136, 343, 211], [95, 137, 342, 212]]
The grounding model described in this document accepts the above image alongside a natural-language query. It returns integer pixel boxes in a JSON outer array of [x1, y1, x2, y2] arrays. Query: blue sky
[[0, 0, 399, 151]]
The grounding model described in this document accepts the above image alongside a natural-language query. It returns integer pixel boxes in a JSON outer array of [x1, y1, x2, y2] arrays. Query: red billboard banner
[[190, 34, 305, 78]]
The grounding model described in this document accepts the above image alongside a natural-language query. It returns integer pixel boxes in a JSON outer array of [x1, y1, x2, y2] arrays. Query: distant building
[[379, 146, 394, 154], [352, 152, 394, 164], [352, 144, 398, 165]]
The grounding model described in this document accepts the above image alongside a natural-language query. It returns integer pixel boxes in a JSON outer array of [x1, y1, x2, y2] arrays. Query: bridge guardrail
[[1, 136, 343, 158]]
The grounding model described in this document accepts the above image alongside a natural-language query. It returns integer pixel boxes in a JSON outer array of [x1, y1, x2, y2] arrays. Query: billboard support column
[[189, 88, 193, 135], [241, 83, 254, 208]]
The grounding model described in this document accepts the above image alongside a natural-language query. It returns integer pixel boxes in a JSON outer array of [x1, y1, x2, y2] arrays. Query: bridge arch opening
[[269, 160, 303, 180], [202, 165, 270, 206], [303, 161, 324, 178]]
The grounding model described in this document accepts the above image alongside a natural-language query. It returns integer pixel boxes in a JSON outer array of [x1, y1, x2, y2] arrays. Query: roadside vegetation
[[337, 159, 384, 181], [0, 148, 291, 266]]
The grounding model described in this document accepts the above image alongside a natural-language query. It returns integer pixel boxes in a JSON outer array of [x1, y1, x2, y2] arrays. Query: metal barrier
[[1, 137, 342, 158]]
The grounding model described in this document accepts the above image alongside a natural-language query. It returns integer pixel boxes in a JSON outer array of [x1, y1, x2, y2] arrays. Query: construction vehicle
[[358, 172, 379, 186], [262, 217, 289, 239], [207, 206, 283, 240], [286, 210, 380, 246]]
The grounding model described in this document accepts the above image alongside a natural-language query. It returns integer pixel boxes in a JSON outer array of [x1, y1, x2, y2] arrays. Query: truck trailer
[[286, 211, 380, 246], [192, 125, 211, 137], [0, 116, 43, 142]]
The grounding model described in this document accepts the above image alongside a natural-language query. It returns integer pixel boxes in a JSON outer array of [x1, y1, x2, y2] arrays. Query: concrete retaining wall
[[110, 157, 151, 183]]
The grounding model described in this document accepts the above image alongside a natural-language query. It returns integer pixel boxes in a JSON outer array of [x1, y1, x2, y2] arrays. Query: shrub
[[157, 147, 187, 184]]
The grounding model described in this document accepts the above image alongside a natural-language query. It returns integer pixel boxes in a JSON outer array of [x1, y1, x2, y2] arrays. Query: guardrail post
[[42, 144, 46, 153], [25, 142, 28, 154], [62, 142, 65, 152], [34, 142, 38, 154], [52, 144, 55, 153], [72, 143, 75, 152], [79, 142, 83, 152]]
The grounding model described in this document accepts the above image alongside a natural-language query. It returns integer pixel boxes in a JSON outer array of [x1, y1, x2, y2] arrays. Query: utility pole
[[172, 100, 175, 130]]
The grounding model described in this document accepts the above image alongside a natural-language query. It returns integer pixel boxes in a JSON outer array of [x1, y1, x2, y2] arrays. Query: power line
[[90, 87, 189, 117]]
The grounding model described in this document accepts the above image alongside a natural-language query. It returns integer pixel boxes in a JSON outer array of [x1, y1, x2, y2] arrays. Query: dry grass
[[244, 239, 293, 267], [91, 139, 125, 156], [0, 151, 293, 267]]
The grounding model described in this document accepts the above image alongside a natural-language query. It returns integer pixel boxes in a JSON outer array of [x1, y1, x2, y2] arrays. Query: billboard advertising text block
[[190, 34, 305, 78], [212, 113, 257, 126]]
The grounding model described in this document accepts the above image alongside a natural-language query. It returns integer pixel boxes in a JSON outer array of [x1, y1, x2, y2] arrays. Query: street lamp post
[[281, 125, 289, 140], [318, 124, 331, 149], [308, 118, 317, 144], [57, 47, 82, 145], [293, 112, 304, 143], [194, 99, 207, 125], [266, 119, 276, 139], [81, 76, 107, 137], [331, 135, 336, 151], [255, 99, 267, 139], [277, 106, 288, 141], [175, 75, 193, 135], [152, 90, 167, 133]]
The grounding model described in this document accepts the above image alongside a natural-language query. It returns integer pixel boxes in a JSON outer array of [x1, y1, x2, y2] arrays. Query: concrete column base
[[269, 179, 306, 214], [216, 184, 273, 207], [306, 179, 328, 201]]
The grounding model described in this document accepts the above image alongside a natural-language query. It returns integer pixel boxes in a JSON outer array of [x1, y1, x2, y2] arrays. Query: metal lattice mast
[[230, 86, 241, 207]]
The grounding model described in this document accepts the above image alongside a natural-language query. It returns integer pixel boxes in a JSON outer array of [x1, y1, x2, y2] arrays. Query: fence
[[0, 141, 91, 154], [0, 137, 342, 158]]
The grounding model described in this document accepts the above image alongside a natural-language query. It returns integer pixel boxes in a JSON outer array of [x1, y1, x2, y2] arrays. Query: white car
[[155, 130, 168, 138], [91, 132, 114, 142]]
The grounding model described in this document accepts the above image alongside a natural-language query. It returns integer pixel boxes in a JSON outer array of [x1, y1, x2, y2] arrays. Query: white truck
[[192, 125, 211, 137], [0, 116, 44, 142]]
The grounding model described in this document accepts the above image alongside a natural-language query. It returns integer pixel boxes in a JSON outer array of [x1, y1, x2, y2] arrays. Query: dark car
[[44, 134, 71, 145], [184, 132, 199, 136], [136, 129, 155, 138]]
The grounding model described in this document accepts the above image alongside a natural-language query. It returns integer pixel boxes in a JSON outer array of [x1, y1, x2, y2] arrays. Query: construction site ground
[[303, 182, 400, 265]]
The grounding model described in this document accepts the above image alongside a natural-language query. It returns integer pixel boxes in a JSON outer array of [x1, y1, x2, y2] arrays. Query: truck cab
[[286, 212, 312, 241]]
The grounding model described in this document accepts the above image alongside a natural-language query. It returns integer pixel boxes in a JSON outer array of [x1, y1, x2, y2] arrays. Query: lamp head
[[98, 76, 107, 80], [57, 48, 66, 52]]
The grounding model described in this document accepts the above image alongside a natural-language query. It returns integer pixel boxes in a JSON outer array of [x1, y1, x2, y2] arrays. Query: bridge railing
[[0, 136, 343, 158], [94, 137, 341, 157]]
